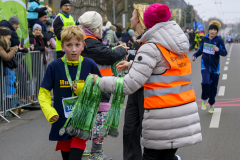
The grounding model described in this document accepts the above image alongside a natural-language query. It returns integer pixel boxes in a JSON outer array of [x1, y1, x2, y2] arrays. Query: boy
[[192, 20, 227, 113], [38, 25, 101, 160]]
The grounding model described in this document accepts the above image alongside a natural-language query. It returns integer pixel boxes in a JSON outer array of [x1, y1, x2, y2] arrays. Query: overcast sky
[[184, 0, 240, 24]]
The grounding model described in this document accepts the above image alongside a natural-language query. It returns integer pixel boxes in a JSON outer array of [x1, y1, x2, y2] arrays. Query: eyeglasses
[[63, 4, 71, 7]]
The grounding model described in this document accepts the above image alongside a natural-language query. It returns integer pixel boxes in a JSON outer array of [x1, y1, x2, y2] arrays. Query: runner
[[192, 20, 228, 113], [38, 25, 101, 160], [226, 34, 232, 45]]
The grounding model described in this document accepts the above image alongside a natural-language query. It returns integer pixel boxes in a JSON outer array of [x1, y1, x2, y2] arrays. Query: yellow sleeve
[[38, 87, 59, 123], [74, 83, 85, 96]]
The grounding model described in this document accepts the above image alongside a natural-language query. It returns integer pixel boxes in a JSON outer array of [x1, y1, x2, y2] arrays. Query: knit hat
[[128, 29, 135, 37], [105, 21, 112, 30], [33, 24, 42, 31], [0, 27, 11, 36], [60, 0, 70, 8], [38, 11, 47, 19], [209, 20, 221, 33], [143, 3, 171, 28], [78, 11, 102, 30], [9, 16, 20, 25]]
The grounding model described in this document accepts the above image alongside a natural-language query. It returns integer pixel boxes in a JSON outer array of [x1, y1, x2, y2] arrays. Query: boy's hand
[[73, 84, 77, 92], [89, 74, 99, 85], [50, 115, 59, 122], [213, 46, 219, 51], [192, 57, 196, 61]]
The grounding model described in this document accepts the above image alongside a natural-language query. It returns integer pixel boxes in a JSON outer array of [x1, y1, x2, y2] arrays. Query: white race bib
[[203, 43, 216, 55], [62, 96, 78, 118]]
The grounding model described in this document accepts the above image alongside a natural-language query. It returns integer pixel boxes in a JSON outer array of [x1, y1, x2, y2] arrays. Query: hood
[[137, 21, 189, 55]]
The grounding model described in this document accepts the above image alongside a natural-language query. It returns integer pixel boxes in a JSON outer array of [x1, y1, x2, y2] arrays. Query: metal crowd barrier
[[0, 50, 56, 123]]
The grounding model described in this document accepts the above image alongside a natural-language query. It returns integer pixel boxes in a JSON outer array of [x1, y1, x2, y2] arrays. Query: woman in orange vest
[[78, 11, 128, 160], [92, 4, 202, 160]]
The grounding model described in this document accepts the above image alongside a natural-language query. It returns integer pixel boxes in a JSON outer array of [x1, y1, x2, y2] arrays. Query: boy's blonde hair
[[61, 26, 86, 44]]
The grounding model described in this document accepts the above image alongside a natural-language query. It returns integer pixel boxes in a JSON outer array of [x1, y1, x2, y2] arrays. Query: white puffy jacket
[[98, 21, 202, 150]]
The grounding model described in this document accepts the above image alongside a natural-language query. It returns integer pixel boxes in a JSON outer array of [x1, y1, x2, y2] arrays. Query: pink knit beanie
[[144, 3, 171, 28]]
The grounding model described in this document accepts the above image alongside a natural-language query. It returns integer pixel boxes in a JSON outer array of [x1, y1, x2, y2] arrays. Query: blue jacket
[[193, 34, 227, 73], [5, 68, 16, 95], [27, 0, 47, 19]]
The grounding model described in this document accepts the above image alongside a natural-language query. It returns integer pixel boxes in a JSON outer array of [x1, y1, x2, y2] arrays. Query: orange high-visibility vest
[[143, 44, 196, 109], [85, 35, 114, 76]]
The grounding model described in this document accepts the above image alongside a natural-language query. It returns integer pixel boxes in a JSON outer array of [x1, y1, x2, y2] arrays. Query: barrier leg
[[0, 114, 10, 123], [9, 110, 21, 119]]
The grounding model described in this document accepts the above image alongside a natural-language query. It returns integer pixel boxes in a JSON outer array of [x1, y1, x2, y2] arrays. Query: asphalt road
[[0, 43, 240, 160]]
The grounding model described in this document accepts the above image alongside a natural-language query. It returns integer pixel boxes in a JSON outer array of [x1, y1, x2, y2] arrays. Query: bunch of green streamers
[[100, 77, 125, 138], [59, 75, 102, 140], [111, 60, 124, 77]]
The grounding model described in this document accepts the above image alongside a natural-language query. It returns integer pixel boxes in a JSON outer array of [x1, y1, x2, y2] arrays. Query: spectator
[[116, 23, 123, 40], [188, 29, 195, 50], [104, 25, 117, 48], [102, 21, 112, 39], [36, 11, 48, 34], [0, 27, 18, 76], [29, 24, 49, 64], [53, 0, 75, 58], [0, 16, 29, 53], [27, 0, 48, 28], [126, 29, 135, 49], [121, 27, 131, 44], [46, 7, 55, 31], [184, 29, 190, 40]]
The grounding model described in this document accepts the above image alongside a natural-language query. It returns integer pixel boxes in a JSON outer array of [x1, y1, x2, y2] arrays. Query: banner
[[0, 0, 32, 79], [196, 22, 204, 31]]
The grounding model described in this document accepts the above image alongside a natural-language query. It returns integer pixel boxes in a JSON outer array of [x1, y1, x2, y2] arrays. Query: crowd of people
[[0, 0, 229, 160]]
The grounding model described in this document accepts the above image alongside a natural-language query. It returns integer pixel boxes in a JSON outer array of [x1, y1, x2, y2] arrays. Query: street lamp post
[[113, 0, 115, 24]]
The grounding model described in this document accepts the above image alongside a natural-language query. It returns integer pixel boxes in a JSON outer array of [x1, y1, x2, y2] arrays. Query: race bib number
[[62, 96, 78, 118], [203, 43, 216, 55]]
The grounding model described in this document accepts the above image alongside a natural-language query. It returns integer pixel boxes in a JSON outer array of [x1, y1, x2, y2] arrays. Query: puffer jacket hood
[[137, 21, 189, 55]]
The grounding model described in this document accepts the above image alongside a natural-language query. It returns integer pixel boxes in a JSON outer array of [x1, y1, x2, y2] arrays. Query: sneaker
[[209, 105, 214, 113], [88, 150, 112, 160], [201, 99, 208, 110], [83, 149, 91, 156], [175, 155, 181, 160]]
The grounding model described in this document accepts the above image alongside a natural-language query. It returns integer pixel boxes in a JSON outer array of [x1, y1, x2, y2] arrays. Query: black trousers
[[123, 88, 144, 160], [143, 148, 178, 160], [57, 51, 65, 59]]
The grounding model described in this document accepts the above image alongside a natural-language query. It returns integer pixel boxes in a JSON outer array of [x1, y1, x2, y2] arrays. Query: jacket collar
[[59, 10, 70, 18], [61, 56, 84, 66]]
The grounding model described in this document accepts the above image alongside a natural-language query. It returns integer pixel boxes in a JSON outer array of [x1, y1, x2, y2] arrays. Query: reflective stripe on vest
[[56, 13, 75, 51], [143, 44, 196, 109], [84, 36, 113, 76]]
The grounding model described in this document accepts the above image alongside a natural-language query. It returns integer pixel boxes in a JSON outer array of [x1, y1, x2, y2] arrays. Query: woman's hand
[[73, 84, 77, 92], [11, 46, 18, 53], [18, 44, 25, 50], [89, 74, 99, 85], [116, 61, 129, 71], [30, 44, 34, 51], [45, 47, 48, 52], [50, 115, 59, 122]]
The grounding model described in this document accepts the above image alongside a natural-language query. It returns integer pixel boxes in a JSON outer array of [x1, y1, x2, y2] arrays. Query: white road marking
[[218, 86, 225, 96], [224, 66, 228, 71], [228, 55, 230, 57], [222, 74, 227, 80], [229, 52, 231, 55], [226, 61, 229, 65], [227, 58, 230, 61], [209, 108, 222, 128]]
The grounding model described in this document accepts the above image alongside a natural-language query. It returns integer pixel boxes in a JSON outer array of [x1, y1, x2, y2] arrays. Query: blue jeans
[[201, 69, 220, 105]]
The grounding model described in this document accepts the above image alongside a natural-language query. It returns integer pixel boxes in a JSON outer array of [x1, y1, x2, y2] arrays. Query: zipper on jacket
[[171, 142, 173, 149], [209, 40, 212, 72]]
